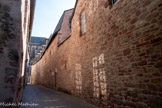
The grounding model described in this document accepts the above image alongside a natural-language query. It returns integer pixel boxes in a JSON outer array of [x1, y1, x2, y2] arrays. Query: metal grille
[[112, 0, 118, 6]]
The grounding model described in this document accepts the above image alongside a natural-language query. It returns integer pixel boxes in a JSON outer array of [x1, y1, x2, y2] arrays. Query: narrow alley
[[0, 0, 162, 108], [21, 85, 98, 108]]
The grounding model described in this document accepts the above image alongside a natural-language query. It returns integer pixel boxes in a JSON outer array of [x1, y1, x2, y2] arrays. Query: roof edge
[[70, 0, 78, 23]]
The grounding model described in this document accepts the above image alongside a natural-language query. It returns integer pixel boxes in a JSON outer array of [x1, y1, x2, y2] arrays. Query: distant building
[[26, 36, 47, 84], [29, 36, 47, 64]]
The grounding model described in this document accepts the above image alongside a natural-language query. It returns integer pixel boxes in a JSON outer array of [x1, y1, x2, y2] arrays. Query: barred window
[[80, 10, 86, 35], [110, 0, 118, 6]]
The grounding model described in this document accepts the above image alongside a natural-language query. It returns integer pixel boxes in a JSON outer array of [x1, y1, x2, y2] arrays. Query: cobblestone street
[[21, 85, 98, 108]]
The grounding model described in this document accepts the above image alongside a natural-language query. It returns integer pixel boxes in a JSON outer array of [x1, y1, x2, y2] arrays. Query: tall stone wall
[[0, 0, 33, 104], [0, 0, 22, 103], [31, 0, 162, 107]]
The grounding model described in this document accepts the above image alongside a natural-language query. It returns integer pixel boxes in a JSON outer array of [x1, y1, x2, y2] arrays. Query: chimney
[[45, 39, 49, 46]]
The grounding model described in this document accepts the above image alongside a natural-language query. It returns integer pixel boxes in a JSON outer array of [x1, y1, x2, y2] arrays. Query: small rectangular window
[[69, 17, 72, 30], [58, 33, 62, 45], [110, 0, 118, 7], [80, 10, 86, 35]]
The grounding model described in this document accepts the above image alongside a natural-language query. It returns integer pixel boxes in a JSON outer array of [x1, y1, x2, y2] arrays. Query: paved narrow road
[[20, 85, 99, 108]]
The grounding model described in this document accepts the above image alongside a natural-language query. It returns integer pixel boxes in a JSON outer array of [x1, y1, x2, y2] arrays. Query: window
[[32, 47, 35, 58], [110, 0, 118, 6], [69, 16, 71, 30], [58, 33, 62, 45], [80, 10, 86, 35]]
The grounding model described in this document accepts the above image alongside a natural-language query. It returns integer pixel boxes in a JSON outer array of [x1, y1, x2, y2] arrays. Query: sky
[[31, 0, 76, 38]]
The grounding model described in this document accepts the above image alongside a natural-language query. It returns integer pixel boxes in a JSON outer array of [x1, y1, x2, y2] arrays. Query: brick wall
[[58, 9, 73, 45], [31, 0, 162, 107]]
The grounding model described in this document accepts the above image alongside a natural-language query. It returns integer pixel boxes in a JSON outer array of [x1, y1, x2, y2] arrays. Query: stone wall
[[31, 0, 162, 107], [0, 0, 22, 103], [0, 0, 34, 104]]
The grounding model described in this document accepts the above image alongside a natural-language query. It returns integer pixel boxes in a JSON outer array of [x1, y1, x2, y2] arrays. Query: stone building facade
[[29, 36, 46, 65], [31, 0, 162, 108], [0, 0, 35, 104]]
